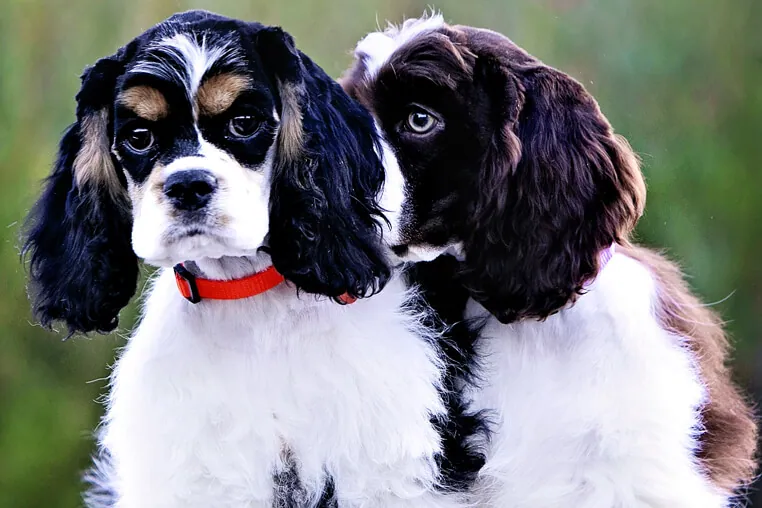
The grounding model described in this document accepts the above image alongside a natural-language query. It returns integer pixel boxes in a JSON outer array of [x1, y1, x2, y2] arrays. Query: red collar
[[174, 264, 285, 303], [173, 264, 357, 305]]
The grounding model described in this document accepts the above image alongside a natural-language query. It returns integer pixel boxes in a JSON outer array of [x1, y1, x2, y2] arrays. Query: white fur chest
[[102, 271, 449, 508], [467, 254, 727, 508]]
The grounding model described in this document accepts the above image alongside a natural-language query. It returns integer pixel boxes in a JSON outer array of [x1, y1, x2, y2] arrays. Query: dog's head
[[343, 14, 646, 323], [24, 10, 390, 334]]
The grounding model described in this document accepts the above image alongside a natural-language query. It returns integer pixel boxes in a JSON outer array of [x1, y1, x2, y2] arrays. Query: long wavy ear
[[256, 27, 390, 300], [22, 49, 139, 335], [461, 41, 646, 323]]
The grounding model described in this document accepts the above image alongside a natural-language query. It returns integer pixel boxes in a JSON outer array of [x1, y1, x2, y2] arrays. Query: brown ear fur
[[446, 26, 645, 323], [622, 244, 757, 492], [455, 25, 756, 491]]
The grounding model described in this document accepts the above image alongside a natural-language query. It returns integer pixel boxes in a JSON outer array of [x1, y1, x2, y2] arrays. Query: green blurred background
[[0, 0, 760, 506]]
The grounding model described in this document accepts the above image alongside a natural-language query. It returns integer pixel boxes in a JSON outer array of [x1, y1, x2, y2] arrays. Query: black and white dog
[[23, 11, 485, 508], [343, 14, 757, 507]]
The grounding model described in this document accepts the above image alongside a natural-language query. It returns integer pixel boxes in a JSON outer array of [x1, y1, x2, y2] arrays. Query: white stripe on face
[[130, 32, 244, 117], [354, 13, 445, 79]]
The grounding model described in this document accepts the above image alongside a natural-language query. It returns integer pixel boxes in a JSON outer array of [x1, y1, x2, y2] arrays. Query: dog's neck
[[185, 253, 273, 281]]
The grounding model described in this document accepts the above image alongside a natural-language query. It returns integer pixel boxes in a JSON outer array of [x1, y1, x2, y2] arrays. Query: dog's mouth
[[390, 243, 443, 263], [390, 243, 464, 263], [138, 225, 263, 268], [165, 225, 219, 242]]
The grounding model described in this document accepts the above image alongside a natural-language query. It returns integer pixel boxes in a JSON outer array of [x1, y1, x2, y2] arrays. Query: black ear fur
[[257, 27, 390, 300], [462, 56, 645, 323], [23, 52, 138, 335]]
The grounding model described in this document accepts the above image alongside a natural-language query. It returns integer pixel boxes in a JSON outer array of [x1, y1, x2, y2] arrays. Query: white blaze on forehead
[[130, 32, 242, 108], [355, 13, 445, 79]]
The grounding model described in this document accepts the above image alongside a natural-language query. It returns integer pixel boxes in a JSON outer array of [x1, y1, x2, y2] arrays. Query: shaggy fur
[[23, 11, 485, 507], [344, 13, 756, 506]]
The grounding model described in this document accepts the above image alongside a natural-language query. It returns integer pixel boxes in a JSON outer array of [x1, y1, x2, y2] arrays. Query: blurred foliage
[[0, 0, 760, 506]]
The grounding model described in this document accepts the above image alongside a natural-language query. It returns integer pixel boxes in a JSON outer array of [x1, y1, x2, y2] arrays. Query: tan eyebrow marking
[[197, 73, 252, 116], [118, 86, 169, 121]]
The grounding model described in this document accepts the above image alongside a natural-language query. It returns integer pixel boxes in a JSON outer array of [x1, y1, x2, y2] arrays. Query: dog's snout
[[163, 170, 217, 211]]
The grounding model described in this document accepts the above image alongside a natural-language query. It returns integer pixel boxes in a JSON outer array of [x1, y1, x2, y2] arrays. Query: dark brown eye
[[406, 108, 438, 134], [228, 115, 261, 138], [125, 127, 154, 153]]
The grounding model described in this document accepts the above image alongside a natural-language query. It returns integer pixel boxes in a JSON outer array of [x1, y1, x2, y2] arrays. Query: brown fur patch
[[339, 58, 375, 117], [450, 24, 754, 489], [393, 30, 474, 91], [340, 30, 475, 121], [74, 109, 123, 197], [622, 244, 757, 493], [392, 30, 475, 91], [343, 21, 755, 492], [337, 58, 366, 98], [118, 86, 169, 121], [197, 74, 251, 116], [277, 81, 304, 160]]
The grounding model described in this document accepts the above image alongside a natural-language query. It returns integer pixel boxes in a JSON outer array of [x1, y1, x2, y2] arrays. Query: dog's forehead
[[113, 13, 278, 123], [135, 10, 257, 49], [349, 15, 481, 98], [126, 23, 251, 92], [349, 16, 535, 96], [354, 13, 447, 80]]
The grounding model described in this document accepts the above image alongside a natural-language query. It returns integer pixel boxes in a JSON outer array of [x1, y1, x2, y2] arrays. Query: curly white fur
[[89, 257, 469, 508]]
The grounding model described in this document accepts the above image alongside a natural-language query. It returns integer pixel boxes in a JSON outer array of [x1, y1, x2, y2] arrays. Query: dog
[[343, 13, 757, 507], [22, 11, 486, 508]]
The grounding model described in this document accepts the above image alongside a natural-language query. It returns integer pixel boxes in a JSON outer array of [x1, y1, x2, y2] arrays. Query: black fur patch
[[23, 117, 138, 335], [259, 27, 391, 302], [272, 450, 337, 508], [272, 455, 309, 508], [83, 448, 117, 508], [405, 256, 491, 492]]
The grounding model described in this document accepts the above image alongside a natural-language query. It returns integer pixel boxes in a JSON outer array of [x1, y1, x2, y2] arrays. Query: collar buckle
[[174, 264, 202, 304]]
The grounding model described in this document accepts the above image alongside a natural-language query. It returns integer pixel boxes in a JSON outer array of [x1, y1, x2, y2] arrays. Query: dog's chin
[[390, 242, 465, 264], [136, 228, 265, 268]]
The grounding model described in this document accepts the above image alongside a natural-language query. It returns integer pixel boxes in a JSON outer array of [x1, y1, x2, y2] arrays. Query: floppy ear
[[462, 53, 646, 323], [23, 50, 139, 335], [256, 27, 390, 300]]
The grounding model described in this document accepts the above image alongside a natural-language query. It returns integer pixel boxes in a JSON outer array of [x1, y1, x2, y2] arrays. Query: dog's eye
[[125, 127, 154, 153], [405, 108, 438, 135], [228, 115, 261, 138]]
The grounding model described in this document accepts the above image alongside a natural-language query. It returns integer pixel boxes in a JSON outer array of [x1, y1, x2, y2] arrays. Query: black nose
[[163, 170, 217, 211]]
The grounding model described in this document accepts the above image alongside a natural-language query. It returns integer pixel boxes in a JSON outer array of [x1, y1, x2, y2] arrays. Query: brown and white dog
[[343, 14, 757, 507]]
